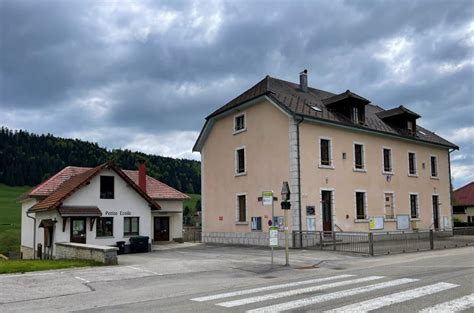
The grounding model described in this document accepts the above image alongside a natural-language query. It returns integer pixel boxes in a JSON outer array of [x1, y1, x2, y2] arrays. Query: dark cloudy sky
[[1, 0, 473, 187]]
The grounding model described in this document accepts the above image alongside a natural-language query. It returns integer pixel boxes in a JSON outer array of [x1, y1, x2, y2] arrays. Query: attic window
[[351, 106, 365, 125], [311, 106, 322, 112]]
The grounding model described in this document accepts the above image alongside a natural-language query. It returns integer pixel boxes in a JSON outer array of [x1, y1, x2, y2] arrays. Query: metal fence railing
[[293, 228, 474, 256], [182, 229, 202, 242], [453, 227, 474, 236]]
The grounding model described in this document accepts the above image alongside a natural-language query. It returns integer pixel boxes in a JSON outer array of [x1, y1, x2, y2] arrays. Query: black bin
[[116, 241, 126, 255], [129, 236, 149, 253]]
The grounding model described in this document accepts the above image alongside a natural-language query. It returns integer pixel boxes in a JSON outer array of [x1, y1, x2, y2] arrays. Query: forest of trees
[[0, 127, 201, 194]]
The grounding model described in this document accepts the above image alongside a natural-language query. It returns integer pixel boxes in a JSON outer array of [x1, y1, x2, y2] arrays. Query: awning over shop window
[[39, 219, 57, 228], [58, 206, 102, 217]]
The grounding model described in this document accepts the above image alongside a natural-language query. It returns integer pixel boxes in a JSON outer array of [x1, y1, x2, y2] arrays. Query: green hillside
[[0, 127, 201, 194], [0, 184, 30, 255]]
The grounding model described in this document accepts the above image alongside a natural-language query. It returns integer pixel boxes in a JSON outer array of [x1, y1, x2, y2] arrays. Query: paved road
[[0, 245, 473, 312]]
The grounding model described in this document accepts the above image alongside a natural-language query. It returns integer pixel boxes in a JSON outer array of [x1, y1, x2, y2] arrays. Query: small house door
[[154, 217, 170, 241], [385, 193, 394, 219], [70, 218, 86, 244], [432, 195, 439, 229], [321, 191, 332, 232]]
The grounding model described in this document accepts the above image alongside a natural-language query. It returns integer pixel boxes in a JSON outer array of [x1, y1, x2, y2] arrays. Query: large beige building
[[193, 71, 458, 246]]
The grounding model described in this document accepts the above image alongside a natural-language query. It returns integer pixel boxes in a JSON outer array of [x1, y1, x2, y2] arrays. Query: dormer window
[[234, 113, 246, 134], [322, 90, 369, 125], [351, 106, 365, 124], [377, 105, 420, 136]]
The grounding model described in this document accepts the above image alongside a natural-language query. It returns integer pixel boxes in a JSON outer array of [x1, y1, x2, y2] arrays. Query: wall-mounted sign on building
[[262, 191, 274, 206]]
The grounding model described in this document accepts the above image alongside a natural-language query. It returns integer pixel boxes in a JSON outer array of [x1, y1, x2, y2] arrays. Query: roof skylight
[[419, 130, 426, 135], [311, 106, 322, 112]]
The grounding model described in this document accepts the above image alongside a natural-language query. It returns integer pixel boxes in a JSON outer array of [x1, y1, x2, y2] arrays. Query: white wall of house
[[61, 168, 153, 246], [20, 169, 186, 258]]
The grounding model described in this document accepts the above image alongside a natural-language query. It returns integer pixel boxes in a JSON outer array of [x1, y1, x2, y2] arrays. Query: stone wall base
[[202, 232, 294, 248], [20, 245, 34, 259], [55, 242, 118, 265]]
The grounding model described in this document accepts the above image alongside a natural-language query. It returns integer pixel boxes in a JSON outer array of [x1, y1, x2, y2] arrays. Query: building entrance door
[[154, 217, 170, 241], [432, 195, 440, 229], [322, 190, 332, 232], [70, 218, 86, 243], [385, 193, 395, 219]]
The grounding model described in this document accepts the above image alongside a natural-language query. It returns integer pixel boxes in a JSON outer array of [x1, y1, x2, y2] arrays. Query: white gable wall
[[61, 168, 153, 246]]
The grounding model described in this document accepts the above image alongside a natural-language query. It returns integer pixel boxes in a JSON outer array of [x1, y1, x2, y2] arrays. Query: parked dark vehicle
[[129, 236, 149, 253]]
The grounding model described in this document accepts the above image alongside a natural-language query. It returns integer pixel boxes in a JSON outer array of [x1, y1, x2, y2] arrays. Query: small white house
[[19, 161, 189, 259]]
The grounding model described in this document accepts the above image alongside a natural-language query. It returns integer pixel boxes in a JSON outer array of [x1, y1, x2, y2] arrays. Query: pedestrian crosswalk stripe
[[418, 293, 474, 313], [190, 274, 355, 302], [246, 278, 418, 313], [218, 276, 384, 308], [324, 282, 459, 313]]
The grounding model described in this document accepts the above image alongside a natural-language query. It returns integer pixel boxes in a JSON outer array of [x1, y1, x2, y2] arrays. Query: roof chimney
[[138, 160, 147, 193], [300, 69, 308, 92]]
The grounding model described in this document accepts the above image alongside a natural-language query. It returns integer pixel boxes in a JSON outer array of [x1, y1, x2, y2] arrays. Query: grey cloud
[[0, 0, 473, 187]]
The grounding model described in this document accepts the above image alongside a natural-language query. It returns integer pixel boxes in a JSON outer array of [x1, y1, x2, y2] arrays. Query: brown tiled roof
[[122, 170, 189, 200], [453, 182, 474, 207], [58, 206, 102, 217], [28, 161, 160, 212], [197, 75, 457, 150]]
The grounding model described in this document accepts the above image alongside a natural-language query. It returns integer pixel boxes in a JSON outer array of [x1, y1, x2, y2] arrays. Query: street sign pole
[[284, 208, 289, 266], [271, 199, 274, 268]]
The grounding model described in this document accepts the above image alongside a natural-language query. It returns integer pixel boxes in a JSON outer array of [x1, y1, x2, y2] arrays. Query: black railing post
[[293, 231, 296, 249], [333, 232, 336, 251], [369, 232, 374, 256], [429, 229, 434, 250]]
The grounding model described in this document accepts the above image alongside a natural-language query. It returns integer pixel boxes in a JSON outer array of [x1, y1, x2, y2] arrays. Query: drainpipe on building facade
[[448, 148, 456, 228], [295, 115, 304, 248], [26, 211, 36, 260]]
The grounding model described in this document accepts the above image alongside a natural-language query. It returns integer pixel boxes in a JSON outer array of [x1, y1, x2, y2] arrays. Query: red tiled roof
[[122, 170, 189, 200], [22, 163, 188, 210], [28, 161, 161, 212], [453, 182, 474, 206]]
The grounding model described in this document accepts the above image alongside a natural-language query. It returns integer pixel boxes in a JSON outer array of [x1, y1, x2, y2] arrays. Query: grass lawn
[[0, 259, 102, 274], [0, 184, 31, 256], [184, 193, 201, 211]]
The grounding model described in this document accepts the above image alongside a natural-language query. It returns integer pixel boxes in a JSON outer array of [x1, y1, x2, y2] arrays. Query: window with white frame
[[320, 138, 332, 167], [235, 147, 246, 174], [408, 152, 417, 175], [355, 191, 367, 220], [354, 143, 365, 170], [410, 194, 419, 219], [236, 194, 247, 223], [251, 217, 262, 231], [383, 148, 392, 173], [430, 155, 438, 177], [234, 113, 246, 133]]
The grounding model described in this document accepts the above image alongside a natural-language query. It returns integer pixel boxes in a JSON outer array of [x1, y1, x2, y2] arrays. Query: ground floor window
[[124, 217, 139, 236], [96, 217, 114, 237], [251, 217, 262, 231], [410, 194, 419, 219], [355, 191, 366, 220], [236, 194, 247, 223]]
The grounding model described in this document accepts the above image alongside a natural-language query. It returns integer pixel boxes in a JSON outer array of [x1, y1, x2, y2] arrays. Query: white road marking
[[74, 276, 90, 283], [419, 293, 474, 313], [190, 274, 355, 302], [246, 278, 418, 313], [127, 266, 162, 276], [218, 276, 384, 308], [324, 282, 459, 313]]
